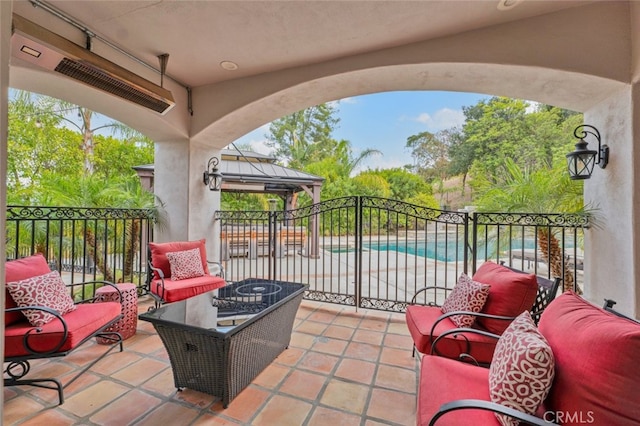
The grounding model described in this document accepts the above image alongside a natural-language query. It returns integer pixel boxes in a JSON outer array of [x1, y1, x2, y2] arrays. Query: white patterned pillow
[[441, 273, 491, 327], [6, 270, 77, 327], [166, 248, 206, 280], [489, 311, 555, 426]]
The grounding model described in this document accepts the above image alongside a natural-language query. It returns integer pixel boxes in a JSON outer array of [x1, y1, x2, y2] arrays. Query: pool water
[[363, 239, 545, 262]]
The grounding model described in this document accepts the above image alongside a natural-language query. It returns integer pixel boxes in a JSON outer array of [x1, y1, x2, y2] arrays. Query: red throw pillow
[[539, 292, 640, 425], [5, 254, 52, 325], [441, 273, 491, 327], [166, 248, 206, 280], [149, 239, 210, 279], [473, 262, 538, 334], [489, 311, 555, 426], [6, 270, 77, 327]]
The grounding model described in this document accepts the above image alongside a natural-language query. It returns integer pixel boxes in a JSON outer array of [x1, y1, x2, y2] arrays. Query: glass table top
[[139, 279, 307, 337]]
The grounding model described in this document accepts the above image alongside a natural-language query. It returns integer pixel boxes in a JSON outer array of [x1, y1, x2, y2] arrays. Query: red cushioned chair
[[418, 292, 640, 425], [146, 239, 227, 308], [4, 254, 124, 405], [406, 261, 560, 365]]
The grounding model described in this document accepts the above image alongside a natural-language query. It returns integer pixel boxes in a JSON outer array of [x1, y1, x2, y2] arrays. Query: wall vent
[[11, 14, 175, 114]]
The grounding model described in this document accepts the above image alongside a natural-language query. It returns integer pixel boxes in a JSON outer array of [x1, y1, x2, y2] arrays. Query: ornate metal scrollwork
[[473, 212, 590, 228], [7, 206, 154, 220], [360, 298, 407, 313]]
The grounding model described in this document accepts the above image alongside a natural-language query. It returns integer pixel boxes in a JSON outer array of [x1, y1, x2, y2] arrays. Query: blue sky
[[231, 91, 489, 172]]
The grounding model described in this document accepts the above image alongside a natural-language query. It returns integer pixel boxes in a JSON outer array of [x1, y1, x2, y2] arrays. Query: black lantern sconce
[[566, 124, 609, 180], [203, 156, 223, 191]]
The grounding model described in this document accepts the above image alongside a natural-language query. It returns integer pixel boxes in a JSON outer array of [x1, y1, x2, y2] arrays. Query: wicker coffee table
[[138, 278, 307, 407]]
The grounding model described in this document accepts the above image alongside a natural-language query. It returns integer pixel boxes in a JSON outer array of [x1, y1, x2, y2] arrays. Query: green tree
[[93, 134, 154, 181], [450, 97, 581, 184], [405, 130, 449, 181], [266, 103, 340, 169], [8, 91, 84, 202], [370, 168, 435, 203], [473, 158, 587, 293]]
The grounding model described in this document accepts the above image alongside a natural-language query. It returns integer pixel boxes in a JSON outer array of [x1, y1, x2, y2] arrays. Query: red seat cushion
[[5, 302, 121, 358], [150, 275, 226, 303], [406, 305, 498, 364], [149, 239, 210, 280], [417, 355, 499, 426], [5, 254, 52, 326], [538, 292, 640, 425], [473, 261, 538, 335]]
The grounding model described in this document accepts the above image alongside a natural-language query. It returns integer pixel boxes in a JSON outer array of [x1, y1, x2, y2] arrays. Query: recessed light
[[497, 0, 522, 11], [20, 45, 42, 58], [220, 61, 238, 71]]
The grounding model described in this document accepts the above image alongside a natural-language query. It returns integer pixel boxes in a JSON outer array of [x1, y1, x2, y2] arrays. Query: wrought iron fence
[[5, 199, 588, 313], [215, 196, 588, 312], [5, 206, 154, 295]]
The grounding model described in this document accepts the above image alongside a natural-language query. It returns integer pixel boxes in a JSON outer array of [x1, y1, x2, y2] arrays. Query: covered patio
[[3, 1, 638, 313]]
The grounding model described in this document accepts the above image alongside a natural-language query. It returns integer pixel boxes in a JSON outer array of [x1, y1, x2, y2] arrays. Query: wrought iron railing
[[5, 199, 587, 312], [5, 206, 154, 295], [215, 196, 588, 312]]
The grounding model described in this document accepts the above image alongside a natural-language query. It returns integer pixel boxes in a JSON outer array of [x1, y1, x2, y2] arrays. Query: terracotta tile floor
[[4, 296, 419, 425]]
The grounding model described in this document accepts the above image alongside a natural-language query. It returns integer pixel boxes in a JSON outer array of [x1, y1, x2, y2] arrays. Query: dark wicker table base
[[153, 290, 303, 407]]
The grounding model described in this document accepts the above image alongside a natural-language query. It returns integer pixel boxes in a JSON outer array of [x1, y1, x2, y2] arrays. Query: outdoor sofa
[[418, 291, 640, 425]]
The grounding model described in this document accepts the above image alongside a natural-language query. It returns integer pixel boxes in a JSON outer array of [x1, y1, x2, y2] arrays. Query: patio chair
[[4, 254, 124, 405], [405, 261, 561, 366], [146, 239, 227, 308]]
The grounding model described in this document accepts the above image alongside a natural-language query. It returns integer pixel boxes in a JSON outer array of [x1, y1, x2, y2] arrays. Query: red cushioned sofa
[[146, 239, 226, 308], [406, 261, 560, 365], [4, 254, 124, 405], [418, 291, 640, 425]]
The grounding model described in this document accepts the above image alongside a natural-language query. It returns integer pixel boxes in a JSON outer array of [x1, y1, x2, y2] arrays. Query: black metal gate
[[215, 196, 588, 312]]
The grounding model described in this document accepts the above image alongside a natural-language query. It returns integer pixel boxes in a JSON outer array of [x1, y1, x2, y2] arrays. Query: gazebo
[[134, 149, 325, 259], [134, 149, 324, 210]]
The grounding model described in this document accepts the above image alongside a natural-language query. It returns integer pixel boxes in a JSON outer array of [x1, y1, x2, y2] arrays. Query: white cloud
[[246, 138, 274, 156], [339, 97, 358, 104], [354, 154, 412, 174], [414, 108, 465, 131]]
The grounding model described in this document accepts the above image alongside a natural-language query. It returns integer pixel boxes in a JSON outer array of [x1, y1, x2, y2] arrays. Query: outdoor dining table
[[138, 278, 307, 407]]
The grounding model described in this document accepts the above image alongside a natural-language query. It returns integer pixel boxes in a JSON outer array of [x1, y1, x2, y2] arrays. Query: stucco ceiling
[[12, 0, 591, 90]]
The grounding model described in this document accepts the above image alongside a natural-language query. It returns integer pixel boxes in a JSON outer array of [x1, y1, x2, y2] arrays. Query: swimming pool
[[364, 240, 470, 262], [363, 239, 548, 262]]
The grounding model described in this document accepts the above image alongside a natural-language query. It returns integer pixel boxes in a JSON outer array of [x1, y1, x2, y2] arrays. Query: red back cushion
[[5, 254, 52, 325], [149, 239, 210, 279], [538, 292, 640, 425], [472, 261, 538, 334]]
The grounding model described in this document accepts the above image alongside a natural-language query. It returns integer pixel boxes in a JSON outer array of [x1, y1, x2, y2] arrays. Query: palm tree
[[473, 158, 592, 294]]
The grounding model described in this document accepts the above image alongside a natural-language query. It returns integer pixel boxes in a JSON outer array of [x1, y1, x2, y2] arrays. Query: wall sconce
[[566, 124, 609, 180], [203, 156, 223, 191]]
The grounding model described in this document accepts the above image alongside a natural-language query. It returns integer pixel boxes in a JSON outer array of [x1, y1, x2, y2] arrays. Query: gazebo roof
[[133, 149, 324, 194]]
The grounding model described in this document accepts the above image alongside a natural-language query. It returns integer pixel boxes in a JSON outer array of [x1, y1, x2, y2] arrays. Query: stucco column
[[1, 0, 12, 403], [154, 140, 222, 261], [583, 85, 639, 317]]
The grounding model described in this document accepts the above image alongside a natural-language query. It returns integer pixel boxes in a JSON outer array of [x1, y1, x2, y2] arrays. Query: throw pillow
[[441, 273, 491, 327], [473, 261, 538, 335], [489, 311, 555, 426], [5, 253, 53, 326], [166, 248, 206, 280], [7, 270, 77, 327]]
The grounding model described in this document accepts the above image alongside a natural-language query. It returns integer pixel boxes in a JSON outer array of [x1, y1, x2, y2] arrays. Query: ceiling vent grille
[[11, 14, 175, 114]]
